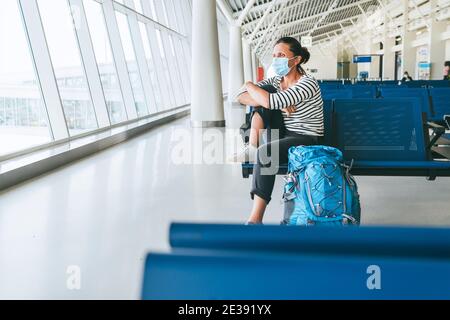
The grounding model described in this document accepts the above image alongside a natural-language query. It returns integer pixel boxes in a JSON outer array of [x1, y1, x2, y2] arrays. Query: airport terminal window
[[37, 0, 98, 136], [155, 29, 176, 109], [133, 0, 143, 13], [149, 0, 158, 22], [115, 11, 148, 117], [0, 0, 52, 157], [139, 22, 163, 110], [169, 34, 187, 105], [160, 0, 187, 106], [83, 0, 127, 125], [174, 37, 191, 102]]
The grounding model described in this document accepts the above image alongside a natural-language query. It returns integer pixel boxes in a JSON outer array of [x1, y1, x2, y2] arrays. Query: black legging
[[250, 85, 319, 204]]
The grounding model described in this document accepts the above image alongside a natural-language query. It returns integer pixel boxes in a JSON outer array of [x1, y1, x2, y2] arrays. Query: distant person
[[444, 61, 450, 80], [402, 71, 413, 82]]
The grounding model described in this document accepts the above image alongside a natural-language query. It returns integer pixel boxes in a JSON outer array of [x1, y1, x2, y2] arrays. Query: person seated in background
[[402, 71, 413, 82], [231, 37, 324, 225], [444, 61, 450, 81]]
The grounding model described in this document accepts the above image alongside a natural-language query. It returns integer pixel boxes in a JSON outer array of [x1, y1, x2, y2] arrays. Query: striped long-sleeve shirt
[[256, 75, 324, 137]]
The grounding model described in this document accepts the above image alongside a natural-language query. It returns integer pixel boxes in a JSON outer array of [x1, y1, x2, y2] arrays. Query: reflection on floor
[[0, 117, 450, 299]]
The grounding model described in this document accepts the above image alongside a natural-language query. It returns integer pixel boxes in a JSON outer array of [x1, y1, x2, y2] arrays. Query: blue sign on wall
[[353, 56, 372, 63]]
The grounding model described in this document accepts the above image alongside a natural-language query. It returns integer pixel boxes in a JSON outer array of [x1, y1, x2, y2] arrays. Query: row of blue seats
[[142, 224, 450, 299], [242, 97, 450, 179], [320, 80, 450, 88], [320, 87, 450, 123]]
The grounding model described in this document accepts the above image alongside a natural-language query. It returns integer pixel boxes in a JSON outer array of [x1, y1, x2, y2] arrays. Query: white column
[[370, 42, 380, 79], [227, 25, 245, 129], [429, 0, 447, 80], [251, 50, 258, 82], [383, 27, 396, 80], [243, 39, 253, 82], [401, 0, 416, 78], [191, 0, 225, 127], [382, 11, 396, 80]]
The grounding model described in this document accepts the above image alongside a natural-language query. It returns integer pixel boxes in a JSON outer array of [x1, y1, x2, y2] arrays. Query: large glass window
[[115, 11, 148, 117], [155, 28, 176, 109], [139, 22, 162, 111], [167, 34, 186, 106], [37, 0, 98, 136], [133, 0, 143, 13], [83, 0, 127, 124], [0, 0, 52, 156]]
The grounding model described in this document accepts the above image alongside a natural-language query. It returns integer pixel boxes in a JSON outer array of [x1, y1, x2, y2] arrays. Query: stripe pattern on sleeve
[[268, 75, 324, 137]]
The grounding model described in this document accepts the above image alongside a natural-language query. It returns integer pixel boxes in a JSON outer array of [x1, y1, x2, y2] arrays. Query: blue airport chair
[[357, 81, 382, 86], [242, 98, 450, 179], [321, 89, 352, 100], [142, 250, 450, 300], [322, 100, 334, 146], [427, 80, 450, 88], [379, 80, 400, 86], [333, 98, 449, 178], [379, 87, 433, 120], [319, 84, 343, 90], [429, 88, 450, 123], [405, 80, 428, 88], [321, 80, 344, 84], [170, 223, 450, 260], [350, 86, 377, 98]]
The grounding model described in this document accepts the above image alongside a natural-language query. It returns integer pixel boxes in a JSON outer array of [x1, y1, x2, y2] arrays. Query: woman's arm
[[243, 81, 297, 115], [246, 82, 270, 109], [237, 92, 260, 107]]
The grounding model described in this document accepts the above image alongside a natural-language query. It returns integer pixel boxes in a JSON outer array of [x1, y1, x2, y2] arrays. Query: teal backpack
[[282, 146, 361, 226]]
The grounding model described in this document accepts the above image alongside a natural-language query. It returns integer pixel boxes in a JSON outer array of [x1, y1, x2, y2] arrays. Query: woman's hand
[[246, 82, 270, 109], [245, 81, 254, 89], [282, 106, 296, 116]]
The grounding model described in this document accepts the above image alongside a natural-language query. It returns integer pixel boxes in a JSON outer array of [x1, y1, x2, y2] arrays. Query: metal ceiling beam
[[237, 0, 258, 26], [307, 0, 339, 36], [248, 0, 280, 41], [249, 0, 376, 41], [233, 0, 292, 20], [216, 0, 235, 23], [262, 14, 365, 46], [242, 0, 313, 30], [254, 1, 288, 53]]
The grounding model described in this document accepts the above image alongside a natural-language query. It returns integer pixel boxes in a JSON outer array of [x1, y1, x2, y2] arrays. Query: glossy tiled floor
[[0, 117, 450, 299]]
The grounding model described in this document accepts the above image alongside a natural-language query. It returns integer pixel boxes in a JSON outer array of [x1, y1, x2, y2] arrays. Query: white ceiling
[[223, 0, 381, 50]]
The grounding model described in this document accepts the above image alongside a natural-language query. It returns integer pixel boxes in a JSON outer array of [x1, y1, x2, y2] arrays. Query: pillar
[[251, 50, 258, 82], [227, 25, 246, 129], [191, 0, 225, 128], [401, 0, 416, 78], [243, 39, 253, 82], [429, 0, 447, 80], [383, 30, 396, 80]]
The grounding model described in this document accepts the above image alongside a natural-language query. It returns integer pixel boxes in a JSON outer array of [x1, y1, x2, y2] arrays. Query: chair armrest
[[427, 122, 446, 134], [427, 122, 446, 149], [444, 116, 450, 130]]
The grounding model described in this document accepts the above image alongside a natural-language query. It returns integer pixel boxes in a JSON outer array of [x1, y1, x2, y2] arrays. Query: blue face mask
[[271, 57, 298, 77]]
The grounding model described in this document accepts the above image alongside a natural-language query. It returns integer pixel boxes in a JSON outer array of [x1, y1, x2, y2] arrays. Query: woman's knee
[[251, 112, 265, 133]]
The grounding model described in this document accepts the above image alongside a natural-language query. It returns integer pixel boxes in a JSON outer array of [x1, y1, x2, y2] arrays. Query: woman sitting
[[232, 37, 324, 225]]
